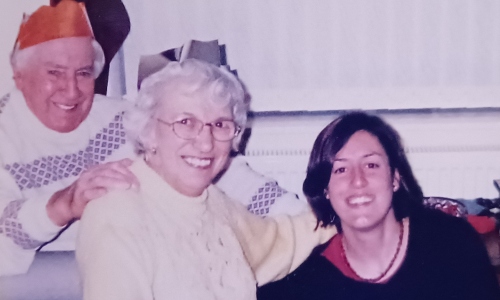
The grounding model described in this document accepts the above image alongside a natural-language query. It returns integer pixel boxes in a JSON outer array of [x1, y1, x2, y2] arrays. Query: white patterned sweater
[[0, 89, 135, 275]]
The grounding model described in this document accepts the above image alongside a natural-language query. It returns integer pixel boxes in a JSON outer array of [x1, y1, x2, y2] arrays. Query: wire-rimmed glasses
[[157, 117, 241, 142]]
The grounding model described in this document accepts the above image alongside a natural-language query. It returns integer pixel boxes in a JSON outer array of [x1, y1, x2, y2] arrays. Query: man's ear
[[13, 69, 24, 91], [393, 169, 401, 192]]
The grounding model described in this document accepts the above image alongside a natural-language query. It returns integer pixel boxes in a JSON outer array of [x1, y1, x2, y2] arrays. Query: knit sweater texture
[[77, 159, 335, 300], [0, 89, 134, 275]]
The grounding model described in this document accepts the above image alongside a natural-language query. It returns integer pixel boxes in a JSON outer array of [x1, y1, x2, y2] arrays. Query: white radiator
[[243, 110, 500, 200]]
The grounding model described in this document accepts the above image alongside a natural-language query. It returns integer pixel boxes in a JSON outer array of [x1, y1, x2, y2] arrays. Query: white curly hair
[[10, 38, 105, 78], [125, 58, 250, 153]]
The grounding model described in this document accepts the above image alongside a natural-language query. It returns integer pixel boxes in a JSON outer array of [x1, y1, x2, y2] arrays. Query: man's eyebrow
[[43, 63, 94, 70], [78, 65, 94, 71], [43, 62, 66, 69]]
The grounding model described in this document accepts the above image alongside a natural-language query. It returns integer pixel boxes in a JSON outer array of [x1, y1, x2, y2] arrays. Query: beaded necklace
[[340, 222, 404, 283]]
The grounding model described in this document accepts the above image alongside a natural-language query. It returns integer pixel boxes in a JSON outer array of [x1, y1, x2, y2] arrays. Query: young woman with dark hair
[[258, 112, 500, 300]]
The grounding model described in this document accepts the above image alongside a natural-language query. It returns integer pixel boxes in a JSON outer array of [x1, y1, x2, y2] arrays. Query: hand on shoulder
[[46, 158, 139, 226]]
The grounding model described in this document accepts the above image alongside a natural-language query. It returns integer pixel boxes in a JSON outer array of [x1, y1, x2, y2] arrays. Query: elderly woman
[[76, 59, 334, 300], [258, 112, 500, 300]]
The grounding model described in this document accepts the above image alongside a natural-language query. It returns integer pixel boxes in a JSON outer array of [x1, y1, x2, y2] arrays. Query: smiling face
[[147, 85, 234, 197], [327, 130, 400, 231], [14, 37, 95, 133]]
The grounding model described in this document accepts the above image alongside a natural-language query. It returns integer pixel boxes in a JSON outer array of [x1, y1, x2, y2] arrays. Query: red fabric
[[322, 235, 362, 281], [16, 1, 93, 50], [467, 215, 496, 234]]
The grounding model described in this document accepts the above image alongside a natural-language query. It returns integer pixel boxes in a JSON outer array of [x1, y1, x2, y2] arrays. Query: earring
[[329, 214, 336, 224], [144, 147, 157, 162]]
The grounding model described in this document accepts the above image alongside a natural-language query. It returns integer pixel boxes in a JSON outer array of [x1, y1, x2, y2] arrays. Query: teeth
[[184, 157, 211, 168], [55, 103, 76, 110], [349, 196, 371, 205]]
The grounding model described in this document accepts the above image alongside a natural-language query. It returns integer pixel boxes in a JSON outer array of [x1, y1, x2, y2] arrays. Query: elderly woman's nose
[[351, 166, 368, 188], [194, 125, 215, 152]]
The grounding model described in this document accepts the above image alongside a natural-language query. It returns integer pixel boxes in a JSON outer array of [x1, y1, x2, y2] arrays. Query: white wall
[[0, 1, 46, 96], [120, 0, 500, 111], [2, 1, 499, 112]]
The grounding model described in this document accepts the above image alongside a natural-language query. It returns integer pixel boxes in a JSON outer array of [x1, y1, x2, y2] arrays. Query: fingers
[[47, 159, 140, 225], [83, 159, 140, 190], [82, 187, 108, 201], [117, 158, 134, 166], [85, 167, 136, 189], [67, 187, 107, 223], [73, 159, 140, 203]]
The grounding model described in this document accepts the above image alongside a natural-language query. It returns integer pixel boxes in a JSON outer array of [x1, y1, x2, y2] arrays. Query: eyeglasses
[[157, 117, 241, 142]]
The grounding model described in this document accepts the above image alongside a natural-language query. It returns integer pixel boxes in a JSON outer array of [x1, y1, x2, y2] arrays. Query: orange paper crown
[[15, 0, 93, 50]]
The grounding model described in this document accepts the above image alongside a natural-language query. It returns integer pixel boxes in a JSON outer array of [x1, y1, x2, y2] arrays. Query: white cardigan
[[77, 159, 335, 300]]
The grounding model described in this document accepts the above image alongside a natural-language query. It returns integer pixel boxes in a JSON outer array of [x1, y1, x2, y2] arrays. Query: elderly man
[[0, 0, 305, 279]]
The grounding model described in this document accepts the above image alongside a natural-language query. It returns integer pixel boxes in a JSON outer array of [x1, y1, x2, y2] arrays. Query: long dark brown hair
[[303, 111, 424, 229]]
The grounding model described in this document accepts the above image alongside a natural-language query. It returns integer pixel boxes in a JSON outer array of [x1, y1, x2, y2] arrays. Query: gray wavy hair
[[125, 58, 250, 153], [10, 38, 105, 78]]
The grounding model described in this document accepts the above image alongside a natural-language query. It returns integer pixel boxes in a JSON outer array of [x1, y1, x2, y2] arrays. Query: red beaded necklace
[[340, 222, 404, 283]]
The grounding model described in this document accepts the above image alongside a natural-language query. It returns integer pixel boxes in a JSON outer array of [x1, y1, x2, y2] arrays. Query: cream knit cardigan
[[77, 159, 335, 300]]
